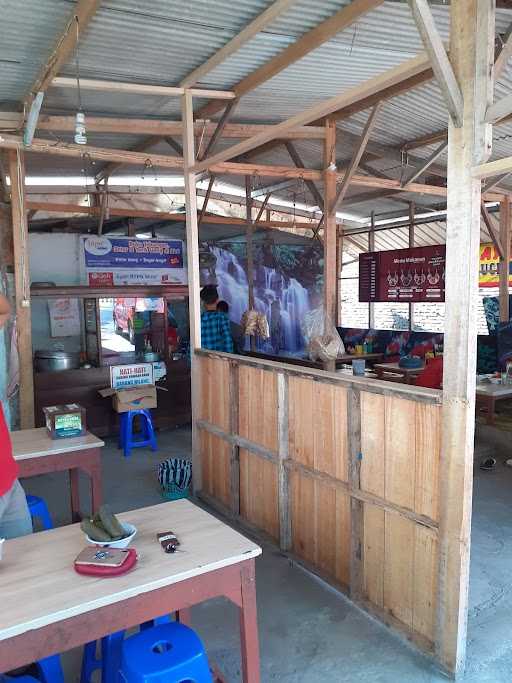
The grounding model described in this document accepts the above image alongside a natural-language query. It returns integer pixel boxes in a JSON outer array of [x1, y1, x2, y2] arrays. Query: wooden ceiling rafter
[[193, 53, 432, 173], [23, 0, 102, 142], [194, 0, 385, 120], [180, 0, 297, 87], [407, 0, 463, 127]]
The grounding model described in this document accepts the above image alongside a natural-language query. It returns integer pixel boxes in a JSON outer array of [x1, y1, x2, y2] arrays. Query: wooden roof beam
[[0, 132, 503, 202], [195, 0, 385, 120], [51, 76, 236, 100], [407, 0, 463, 127], [333, 102, 382, 212], [193, 52, 431, 172], [180, 0, 297, 87], [400, 140, 448, 186], [494, 21, 512, 81], [27, 116, 328, 139], [23, 0, 102, 145]]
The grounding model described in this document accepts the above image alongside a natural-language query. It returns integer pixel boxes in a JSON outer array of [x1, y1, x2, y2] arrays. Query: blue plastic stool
[[0, 655, 63, 683], [26, 495, 53, 530], [118, 410, 157, 458], [35, 656, 65, 683], [81, 616, 170, 683], [119, 622, 212, 683]]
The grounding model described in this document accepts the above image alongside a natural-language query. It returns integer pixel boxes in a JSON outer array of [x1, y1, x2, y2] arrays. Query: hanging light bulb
[[74, 17, 87, 145], [74, 110, 87, 145]]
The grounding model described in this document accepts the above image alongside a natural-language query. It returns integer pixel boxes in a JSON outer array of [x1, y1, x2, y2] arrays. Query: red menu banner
[[359, 245, 446, 303]]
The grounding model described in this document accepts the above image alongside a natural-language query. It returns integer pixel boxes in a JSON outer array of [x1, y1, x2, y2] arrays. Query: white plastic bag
[[301, 307, 345, 362]]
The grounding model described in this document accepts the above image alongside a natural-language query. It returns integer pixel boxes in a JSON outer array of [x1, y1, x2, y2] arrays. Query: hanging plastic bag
[[301, 307, 345, 362]]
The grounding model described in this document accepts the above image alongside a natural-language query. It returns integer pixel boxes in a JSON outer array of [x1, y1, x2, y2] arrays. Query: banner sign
[[480, 243, 512, 288], [359, 245, 446, 303], [81, 236, 187, 286], [110, 363, 154, 390]]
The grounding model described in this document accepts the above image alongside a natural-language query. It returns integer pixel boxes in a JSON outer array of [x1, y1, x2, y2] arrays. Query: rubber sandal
[[480, 457, 497, 471]]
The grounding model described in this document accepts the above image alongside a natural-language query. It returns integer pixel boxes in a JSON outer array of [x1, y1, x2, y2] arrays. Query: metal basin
[[34, 350, 81, 372]]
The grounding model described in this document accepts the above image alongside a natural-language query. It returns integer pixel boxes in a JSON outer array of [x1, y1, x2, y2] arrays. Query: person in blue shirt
[[200, 286, 234, 353]]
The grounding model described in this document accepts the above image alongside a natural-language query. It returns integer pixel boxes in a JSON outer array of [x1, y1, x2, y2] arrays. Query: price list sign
[[359, 245, 446, 303]]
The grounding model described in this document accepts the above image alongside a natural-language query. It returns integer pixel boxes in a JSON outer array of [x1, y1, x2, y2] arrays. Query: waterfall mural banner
[[199, 241, 323, 354], [359, 245, 446, 303]]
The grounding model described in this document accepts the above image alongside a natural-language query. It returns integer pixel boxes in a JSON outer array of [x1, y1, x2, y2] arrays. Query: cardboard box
[[43, 403, 87, 439], [99, 384, 157, 413]]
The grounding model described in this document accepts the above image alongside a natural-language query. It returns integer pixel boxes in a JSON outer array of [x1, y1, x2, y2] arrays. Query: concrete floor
[[20, 425, 512, 682]]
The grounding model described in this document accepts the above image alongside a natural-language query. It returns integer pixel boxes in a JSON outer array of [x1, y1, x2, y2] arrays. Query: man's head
[[200, 285, 219, 310], [216, 300, 229, 314]]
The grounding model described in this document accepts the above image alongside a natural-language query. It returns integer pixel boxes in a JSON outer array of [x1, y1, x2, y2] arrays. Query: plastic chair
[[81, 616, 170, 683], [119, 622, 212, 683], [35, 656, 65, 683], [118, 410, 157, 458], [26, 495, 53, 530]]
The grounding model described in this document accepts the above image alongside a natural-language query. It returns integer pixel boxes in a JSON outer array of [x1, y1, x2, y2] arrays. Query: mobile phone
[[75, 547, 130, 568]]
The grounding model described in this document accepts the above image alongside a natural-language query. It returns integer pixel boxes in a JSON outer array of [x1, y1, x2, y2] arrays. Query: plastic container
[[352, 359, 366, 377], [162, 482, 190, 502], [84, 522, 137, 549]]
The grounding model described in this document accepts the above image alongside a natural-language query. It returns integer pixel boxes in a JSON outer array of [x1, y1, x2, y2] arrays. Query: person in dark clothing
[[200, 286, 233, 353], [217, 300, 243, 353]]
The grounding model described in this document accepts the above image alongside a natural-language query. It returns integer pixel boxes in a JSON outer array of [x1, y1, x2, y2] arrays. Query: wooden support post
[[408, 202, 415, 330], [368, 211, 375, 329], [229, 360, 240, 516], [182, 91, 203, 493], [323, 119, 337, 372], [8, 150, 34, 428], [499, 196, 511, 323], [245, 176, 256, 352], [438, 0, 494, 674], [277, 373, 291, 551], [336, 224, 344, 326], [348, 388, 363, 600]]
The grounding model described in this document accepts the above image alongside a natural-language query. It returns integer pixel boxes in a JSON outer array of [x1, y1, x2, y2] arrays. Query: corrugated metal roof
[[3, 0, 512, 223]]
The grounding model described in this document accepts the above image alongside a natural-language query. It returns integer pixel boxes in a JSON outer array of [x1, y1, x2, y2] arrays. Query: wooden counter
[[34, 359, 191, 437]]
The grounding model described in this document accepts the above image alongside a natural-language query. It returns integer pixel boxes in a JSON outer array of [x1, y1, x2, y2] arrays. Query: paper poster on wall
[[80, 236, 187, 286], [480, 243, 512, 287], [359, 245, 446, 303], [48, 298, 81, 337]]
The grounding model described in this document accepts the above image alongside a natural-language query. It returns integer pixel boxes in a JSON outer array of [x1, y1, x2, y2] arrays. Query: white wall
[[29, 234, 82, 353]]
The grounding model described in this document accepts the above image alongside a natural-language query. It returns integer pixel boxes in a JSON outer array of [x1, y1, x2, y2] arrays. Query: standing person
[[0, 293, 32, 539], [217, 300, 243, 353], [200, 286, 234, 353]]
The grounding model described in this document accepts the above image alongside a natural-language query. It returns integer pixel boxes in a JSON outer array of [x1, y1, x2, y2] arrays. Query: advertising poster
[[359, 245, 446, 303], [48, 298, 81, 337], [80, 236, 187, 286], [480, 243, 512, 287]]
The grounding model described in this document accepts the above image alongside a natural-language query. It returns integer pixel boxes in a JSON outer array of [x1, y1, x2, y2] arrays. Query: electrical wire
[[75, 16, 83, 113]]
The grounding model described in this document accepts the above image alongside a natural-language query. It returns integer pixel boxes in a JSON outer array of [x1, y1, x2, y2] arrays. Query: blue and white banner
[[80, 236, 187, 286]]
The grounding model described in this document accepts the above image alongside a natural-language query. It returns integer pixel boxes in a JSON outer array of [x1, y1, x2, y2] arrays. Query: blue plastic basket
[[162, 482, 190, 501]]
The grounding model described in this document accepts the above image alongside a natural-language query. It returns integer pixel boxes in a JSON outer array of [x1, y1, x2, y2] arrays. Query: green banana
[[98, 504, 125, 539], [80, 518, 112, 542]]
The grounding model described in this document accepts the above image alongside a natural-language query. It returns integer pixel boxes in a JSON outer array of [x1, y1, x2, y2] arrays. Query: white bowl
[[85, 522, 137, 548]]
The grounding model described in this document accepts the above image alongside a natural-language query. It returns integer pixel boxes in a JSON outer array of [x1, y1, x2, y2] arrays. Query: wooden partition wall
[[196, 350, 443, 662]]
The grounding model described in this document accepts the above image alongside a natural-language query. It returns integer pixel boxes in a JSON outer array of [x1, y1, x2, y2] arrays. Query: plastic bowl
[[84, 522, 137, 548]]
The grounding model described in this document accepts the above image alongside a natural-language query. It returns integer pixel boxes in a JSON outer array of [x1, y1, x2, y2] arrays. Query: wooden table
[[0, 500, 262, 682], [476, 383, 512, 425], [11, 428, 104, 521], [373, 362, 424, 384]]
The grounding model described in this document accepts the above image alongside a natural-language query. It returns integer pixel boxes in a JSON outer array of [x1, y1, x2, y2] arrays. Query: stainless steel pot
[[34, 350, 81, 372]]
